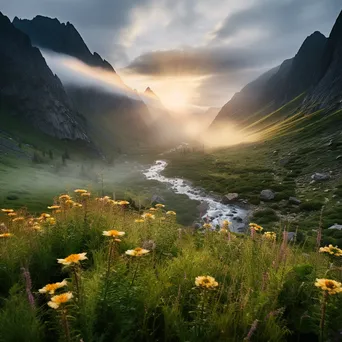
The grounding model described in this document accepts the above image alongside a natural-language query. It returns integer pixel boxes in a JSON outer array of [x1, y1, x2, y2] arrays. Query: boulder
[[328, 223, 342, 230], [289, 197, 301, 205], [260, 189, 276, 201], [151, 194, 165, 203], [221, 193, 239, 204], [311, 173, 330, 181]]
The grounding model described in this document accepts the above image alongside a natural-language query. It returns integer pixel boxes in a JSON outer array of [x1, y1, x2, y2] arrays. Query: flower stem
[[319, 291, 328, 342], [103, 240, 115, 300], [73, 265, 80, 303], [131, 260, 139, 287], [61, 309, 71, 342]]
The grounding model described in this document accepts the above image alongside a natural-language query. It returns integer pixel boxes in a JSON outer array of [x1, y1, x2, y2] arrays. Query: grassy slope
[[0, 195, 341, 341]]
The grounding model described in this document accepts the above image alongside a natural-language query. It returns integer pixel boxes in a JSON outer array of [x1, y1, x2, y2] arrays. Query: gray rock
[[197, 202, 209, 213], [328, 223, 342, 230], [151, 194, 165, 203], [221, 193, 239, 204], [260, 189, 276, 201], [336, 155, 342, 160], [311, 173, 330, 181], [285, 232, 296, 242], [289, 197, 301, 205]]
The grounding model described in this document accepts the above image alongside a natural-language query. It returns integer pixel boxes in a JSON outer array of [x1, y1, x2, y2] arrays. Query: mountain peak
[[144, 87, 159, 99]]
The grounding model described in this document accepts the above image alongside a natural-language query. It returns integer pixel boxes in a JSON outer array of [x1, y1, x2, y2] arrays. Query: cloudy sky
[[1, 0, 341, 109]]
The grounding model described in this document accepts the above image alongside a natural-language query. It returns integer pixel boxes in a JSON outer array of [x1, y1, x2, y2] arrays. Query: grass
[[0, 192, 342, 341]]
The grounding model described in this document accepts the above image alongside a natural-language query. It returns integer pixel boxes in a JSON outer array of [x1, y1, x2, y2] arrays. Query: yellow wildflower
[[264, 232, 276, 241], [141, 213, 155, 220], [118, 200, 129, 206], [48, 292, 73, 309], [59, 194, 71, 201], [33, 223, 42, 231], [315, 278, 342, 295], [135, 219, 145, 223], [319, 245, 342, 257], [57, 252, 88, 266], [81, 192, 91, 198], [7, 212, 17, 217], [220, 228, 229, 234], [48, 205, 61, 210], [149, 208, 157, 211], [65, 199, 74, 206], [195, 276, 219, 289], [46, 217, 56, 225], [40, 213, 51, 219], [12, 216, 25, 222], [249, 223, 263, 232], [1, 209, 14, 213], [74, 189, 88, 194], [0, 233, 12, 238], [39, 279, 68, 294], [73, 203, 83, 208], [155, 204, 165, 208], [222, 220, 231, 227], [102, 230, 125, 237], [125, 247, 150, 256], [203, 223, 212, 229], [166, 211, 176, 216]]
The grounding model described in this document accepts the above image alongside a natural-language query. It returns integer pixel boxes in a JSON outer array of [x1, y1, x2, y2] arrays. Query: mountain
[[13, 15, 160, 154], [13, 15, 114, 72], [0, 12, 88, 141], [212, 30, 328, 130]]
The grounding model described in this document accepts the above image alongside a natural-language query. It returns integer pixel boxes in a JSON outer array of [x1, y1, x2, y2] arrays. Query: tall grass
[[0, 193, 341, 341]]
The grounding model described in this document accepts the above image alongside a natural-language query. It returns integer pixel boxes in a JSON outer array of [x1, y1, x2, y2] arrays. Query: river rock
[[289, 197, 301, 205], [197, 202, 209, 213], [221, 193, 239, 204], [328, 223, 342, 230], [151, 194, 165, 203], [285, 232, 296, 242], [260, 189, 276, 201], [311, 173, 330, 181]]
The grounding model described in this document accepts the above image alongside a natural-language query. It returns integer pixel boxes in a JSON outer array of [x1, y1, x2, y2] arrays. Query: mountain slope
[[0, 12, 88, 141]]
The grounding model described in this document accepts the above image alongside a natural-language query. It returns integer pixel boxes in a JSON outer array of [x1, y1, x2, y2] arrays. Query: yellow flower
[[12, 216, 25, 222], [135, 219, 145, 223], [46, 217, 56, 225], [166, 211, 176, 216], [118, 200, 129, 206], [39, 279, 68, 294], [249, 223, 263, 232], [48, 292, 73, 309], [7, 212, 17, 217], [103, 230, 125, 237], [160, 217, 166, 221], [39, 213, 51, 219], [0, 233, 12, 238], [65, 199, 74, 206], [1, 209, 14, 213], [59, 194, 71, 201], [74, 189, 88, 194], [155, 204, 165, 208], [57, 252, 88, 266], [220, 228, 229, 234], [73, 203, 83, 208], [142, 213, 155, 220], [315, 278, 342, 295], [222, 220, 231, 227], [32, 223, 42, 231], [125, 247, 150, 256], [149, 208, 157, 211], [203, 223, 212, 229], [81, 192, 91, 198], [195, 276, 219, 289], [264, 232, 276, 241], [319, 245, 342, 257], [48, 205, 61, 210]]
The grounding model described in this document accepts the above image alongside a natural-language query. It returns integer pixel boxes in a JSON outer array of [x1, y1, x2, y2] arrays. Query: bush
[[299, 201, 324, 212]]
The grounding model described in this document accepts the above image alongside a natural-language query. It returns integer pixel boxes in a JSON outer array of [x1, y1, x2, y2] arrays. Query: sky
[[1, 0, 341, 110]]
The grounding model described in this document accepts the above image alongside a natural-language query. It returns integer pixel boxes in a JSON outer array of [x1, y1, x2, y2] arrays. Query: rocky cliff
[[0, 12, 88, 141]]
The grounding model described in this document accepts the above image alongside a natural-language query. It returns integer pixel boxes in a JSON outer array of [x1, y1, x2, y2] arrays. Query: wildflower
[[39, 213, 51, 219], [81, 192, 91, 198], [103, 230, 125, 237], [319, 245, 342, 257], [166, 211, 176, 216], [59, 194, 71, 201], [135, 219, 145, 223], [220, 228, 229, 234], [160, 217, 166, 221], [48, 205, 61, 210], [12, 216, 25, 222], [195, 276, 219, 289], [32, 223, 42, 231], [39, 280, 68, 295], [0, 233, 12, 238], [149, 208, 157, 211], [141, 213, 155, 220], [125, 247, 150, 256], [74, 189, 88, 194], [46, 217, 56, 225], [48, 292, 73, 309], [203, 223, 212, 229], [65, 199, 74, 206], [7, 212, 17, 217], [222, 220, 231, 226], [155, 204, 165, 208], [315, 278, 342, 295], [249, 223, 263, 232], [264, 232, 276, 241], [1, 209, 14, 213], [73, 203, 83, 208], [118, 200, 129, 206], [57, 252, 88, 266]]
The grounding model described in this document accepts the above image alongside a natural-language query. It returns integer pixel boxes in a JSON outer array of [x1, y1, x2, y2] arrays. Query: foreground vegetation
[[1, 191, 342, 341]]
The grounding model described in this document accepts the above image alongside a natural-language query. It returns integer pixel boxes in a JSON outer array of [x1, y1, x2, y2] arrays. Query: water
[[143, 160, 249, 233]]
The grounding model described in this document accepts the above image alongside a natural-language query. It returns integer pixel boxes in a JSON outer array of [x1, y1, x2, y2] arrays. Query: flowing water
[[143, 160, 249, 232]]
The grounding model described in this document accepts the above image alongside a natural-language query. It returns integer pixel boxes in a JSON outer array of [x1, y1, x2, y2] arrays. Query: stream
[[143, 160, 249, 233]]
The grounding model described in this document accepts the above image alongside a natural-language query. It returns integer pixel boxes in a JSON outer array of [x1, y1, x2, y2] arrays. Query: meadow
[[1, 190, 342, 341]]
